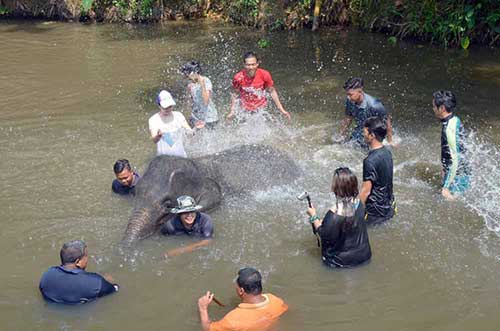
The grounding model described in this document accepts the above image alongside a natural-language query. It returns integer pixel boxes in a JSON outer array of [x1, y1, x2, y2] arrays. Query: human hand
[[281, 110, 291, 121], [103, 273, 116, 284], [441, 188, 455, 200], [226, 111, 235, 121], [157, 129, 163, 138], [195, 121, 206, 129], [198, 291, 214, 310], [306, 207, 316, 217]]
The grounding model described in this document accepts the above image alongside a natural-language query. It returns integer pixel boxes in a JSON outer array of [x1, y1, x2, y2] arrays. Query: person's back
[[209, 293, 287, 331], [39, 266, 116, 304], [319, 203, 371, 268], [39, 240, 118, 305]]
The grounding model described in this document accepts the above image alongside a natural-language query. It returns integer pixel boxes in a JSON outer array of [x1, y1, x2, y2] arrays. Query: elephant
[[122, 144, 303, 245]]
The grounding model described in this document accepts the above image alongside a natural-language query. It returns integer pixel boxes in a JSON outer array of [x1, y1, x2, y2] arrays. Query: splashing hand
[[441, 188, 456, 201]]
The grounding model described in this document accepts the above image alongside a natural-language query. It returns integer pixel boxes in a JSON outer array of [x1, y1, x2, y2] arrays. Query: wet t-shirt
[[188, 77, 218, 124], [148, 111, 191, 157], [39, 266, 118, 304], [317, 203, 372, 268], [111, 172, 140, 195], [363, 146, 394, 218], [232, 68, 274, 111], [160, 212, 214, 238], [345, 92, 388, 145]]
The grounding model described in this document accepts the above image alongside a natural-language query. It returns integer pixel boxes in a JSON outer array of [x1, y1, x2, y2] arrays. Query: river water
[[1, 19, 500, 331]]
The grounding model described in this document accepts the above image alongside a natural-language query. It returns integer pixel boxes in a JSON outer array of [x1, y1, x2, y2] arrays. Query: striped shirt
[[440, 114, 470, 189]]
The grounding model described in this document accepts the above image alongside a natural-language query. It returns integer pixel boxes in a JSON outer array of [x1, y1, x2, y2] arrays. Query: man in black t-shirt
[[39, 240, 119, 304], [359, 117, 395, 225]]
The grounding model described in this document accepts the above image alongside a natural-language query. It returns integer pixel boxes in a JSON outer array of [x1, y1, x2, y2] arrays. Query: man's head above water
[[113, 159, 134, 187], [60, 240, 88, 269], [243, 51, 260, 77], [432, 90, 456, 119], [235, 267, 263, 297], [344, 77, 365, 105]]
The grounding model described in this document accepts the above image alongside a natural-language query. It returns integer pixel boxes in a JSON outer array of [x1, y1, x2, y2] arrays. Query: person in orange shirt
[[198, 267, 288, 331]]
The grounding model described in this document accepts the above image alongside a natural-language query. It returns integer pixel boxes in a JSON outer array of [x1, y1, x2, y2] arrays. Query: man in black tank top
[[359, 117, 395, 225]]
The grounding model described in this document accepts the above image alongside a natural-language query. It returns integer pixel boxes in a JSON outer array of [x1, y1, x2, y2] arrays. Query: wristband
[[309, 215, 320, 223]]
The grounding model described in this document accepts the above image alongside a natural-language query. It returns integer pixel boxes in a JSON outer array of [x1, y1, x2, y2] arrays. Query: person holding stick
[[198, 267, 288, 331], [306, 167, 372, 268]]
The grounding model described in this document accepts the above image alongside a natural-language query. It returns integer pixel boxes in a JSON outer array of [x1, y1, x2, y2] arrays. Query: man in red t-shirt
[[227, 51, 291, 121]]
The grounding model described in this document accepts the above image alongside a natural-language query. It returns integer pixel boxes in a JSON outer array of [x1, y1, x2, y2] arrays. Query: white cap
[[157, 90, 176, 109]]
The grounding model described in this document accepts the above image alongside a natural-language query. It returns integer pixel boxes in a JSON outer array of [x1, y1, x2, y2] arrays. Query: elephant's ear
[[167, 170, 204, 194], [158, 170, 222, 212]]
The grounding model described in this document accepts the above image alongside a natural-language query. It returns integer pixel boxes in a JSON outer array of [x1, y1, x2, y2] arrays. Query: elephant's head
[[121, 156, 222, 246]]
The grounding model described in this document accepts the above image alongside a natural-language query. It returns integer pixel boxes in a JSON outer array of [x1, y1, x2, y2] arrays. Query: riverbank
[[1, 0, 499, 48]]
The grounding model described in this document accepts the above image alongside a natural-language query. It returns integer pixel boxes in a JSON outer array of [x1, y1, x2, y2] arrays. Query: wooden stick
[[212, 296, 225, 307]]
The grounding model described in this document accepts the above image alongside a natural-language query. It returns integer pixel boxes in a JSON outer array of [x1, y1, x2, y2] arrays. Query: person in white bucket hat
[[148, 90, 194, 157], [161, 196, 214, 258]]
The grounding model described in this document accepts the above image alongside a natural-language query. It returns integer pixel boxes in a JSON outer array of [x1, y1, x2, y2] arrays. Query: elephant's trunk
[[122, 206, 165, 246]]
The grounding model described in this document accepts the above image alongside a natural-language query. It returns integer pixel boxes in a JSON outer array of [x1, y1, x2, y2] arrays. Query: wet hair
[[114, 159, 131, 175], [236, 267, 262, 295], [181, 60, 202, 75], [343, 77, 364, 91], [363, 116, 387, 142], [60, 240, 87, 265], [243, 51, 259, 62], [331, 167, 359, 198], [331, 167, 359, 232], [433, 90, 456, 113]]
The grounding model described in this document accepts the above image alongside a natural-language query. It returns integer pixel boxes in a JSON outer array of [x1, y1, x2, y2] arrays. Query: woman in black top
[[306, 167, 372, 268]]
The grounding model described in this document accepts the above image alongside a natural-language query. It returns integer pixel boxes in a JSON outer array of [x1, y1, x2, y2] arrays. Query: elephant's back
[[196, 144, 302, 194]]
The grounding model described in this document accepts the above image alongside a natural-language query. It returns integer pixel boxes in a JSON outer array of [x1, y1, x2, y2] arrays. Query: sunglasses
[[334, 167, 350, 175]]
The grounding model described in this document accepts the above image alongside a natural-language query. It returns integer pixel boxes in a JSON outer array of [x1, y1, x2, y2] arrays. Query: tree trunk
[[312, 0, 323, 31]]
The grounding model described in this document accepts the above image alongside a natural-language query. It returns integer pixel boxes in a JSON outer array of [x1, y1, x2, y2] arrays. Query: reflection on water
[[1, 19, 500, 331]]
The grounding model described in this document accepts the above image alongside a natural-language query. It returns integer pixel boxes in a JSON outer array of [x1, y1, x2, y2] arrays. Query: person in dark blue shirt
[[112, 159, 140, 195], [161, 196, 214, 258], [337, 77, 394, 148], [39, 240, 119, 305]]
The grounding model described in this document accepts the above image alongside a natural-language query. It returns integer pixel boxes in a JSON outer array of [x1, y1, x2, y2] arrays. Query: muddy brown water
[[1, 19, 500, 331]]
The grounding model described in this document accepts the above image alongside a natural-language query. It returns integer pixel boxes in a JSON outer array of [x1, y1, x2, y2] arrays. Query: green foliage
[[139, 0, 154, 18], [387, 36, 397, 45], [81, 0, 94, 14], [348, 0, 500, 47], [257, 38, 270, 48], [0, 6, 10, 15]]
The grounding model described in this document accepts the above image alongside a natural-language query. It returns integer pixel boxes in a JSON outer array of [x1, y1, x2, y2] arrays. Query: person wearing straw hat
[[161, 196, 214, 257]]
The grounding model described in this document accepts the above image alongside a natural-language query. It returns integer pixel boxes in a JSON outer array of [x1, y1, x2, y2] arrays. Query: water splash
[[462, 131, 500, 236]]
